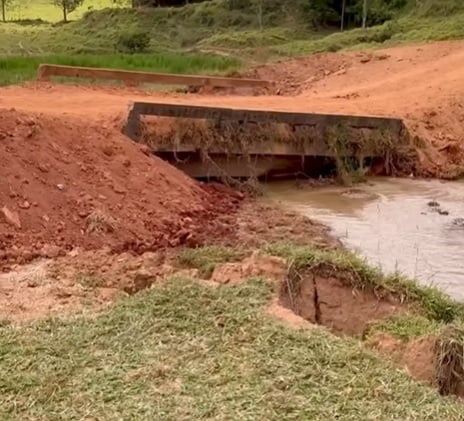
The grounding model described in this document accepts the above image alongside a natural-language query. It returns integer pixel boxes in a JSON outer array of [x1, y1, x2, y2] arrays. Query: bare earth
[[1, 41, 463, 175]]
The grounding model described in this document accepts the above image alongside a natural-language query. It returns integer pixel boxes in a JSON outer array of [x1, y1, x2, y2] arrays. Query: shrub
[[116, 31, 150, 53]]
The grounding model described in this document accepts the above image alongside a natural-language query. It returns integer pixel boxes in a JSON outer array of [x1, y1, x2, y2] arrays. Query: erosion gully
[[265, 177, 464, 300]]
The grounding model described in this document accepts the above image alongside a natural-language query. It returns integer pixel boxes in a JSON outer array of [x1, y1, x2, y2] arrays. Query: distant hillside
[[1, 0, 463, 56]]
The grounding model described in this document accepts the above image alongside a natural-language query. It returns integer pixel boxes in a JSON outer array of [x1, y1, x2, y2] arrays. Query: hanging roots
[[434, 325, 464, 396]]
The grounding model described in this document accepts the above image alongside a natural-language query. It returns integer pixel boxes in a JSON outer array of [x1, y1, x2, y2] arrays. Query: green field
[[1, 243, 462, 419]]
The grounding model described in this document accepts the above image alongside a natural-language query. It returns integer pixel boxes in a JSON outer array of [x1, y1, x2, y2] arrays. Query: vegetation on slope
[[1, 0, 464, 56], [1, 277, 463, 420], [0, 0, 463, 87]]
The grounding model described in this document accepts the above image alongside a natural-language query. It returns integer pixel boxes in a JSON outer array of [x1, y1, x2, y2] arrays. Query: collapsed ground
[[2, 40, 464, 418]]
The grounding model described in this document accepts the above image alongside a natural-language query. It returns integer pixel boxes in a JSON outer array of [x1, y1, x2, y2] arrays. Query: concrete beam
[[37, 64, 270, 89], [124, 101, 404, 142]]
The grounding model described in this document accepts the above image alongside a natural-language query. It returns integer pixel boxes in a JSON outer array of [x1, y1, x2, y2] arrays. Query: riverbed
[[265, 178, 464, 300]]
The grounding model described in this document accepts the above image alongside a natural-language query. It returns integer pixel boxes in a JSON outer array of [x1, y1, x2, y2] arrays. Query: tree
[[253, 0, 263, 30], [1, 0, 14, 22], [340, 0, 347, 31], [362, 0, 368, 28], [52, 0, 84, 23]]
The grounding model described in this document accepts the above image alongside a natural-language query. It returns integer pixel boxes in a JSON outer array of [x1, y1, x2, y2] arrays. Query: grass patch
[[266, 243, 464, 323], [0, 53, 241, 86], [365, 314, 442, 340], [270, 13, 464, 57], [1, 277, 463, 419], [177, 246, 244, 278], [199, 27, 305, 49]]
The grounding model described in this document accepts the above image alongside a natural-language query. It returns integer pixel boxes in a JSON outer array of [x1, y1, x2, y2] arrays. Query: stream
[[265, 178, 464, 300]]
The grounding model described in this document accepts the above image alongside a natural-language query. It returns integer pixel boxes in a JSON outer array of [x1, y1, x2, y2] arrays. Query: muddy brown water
[[265, 178, 464, 300]]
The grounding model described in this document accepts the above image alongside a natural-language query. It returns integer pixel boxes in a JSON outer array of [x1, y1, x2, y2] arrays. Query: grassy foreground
[[1, 277, 463, 420]]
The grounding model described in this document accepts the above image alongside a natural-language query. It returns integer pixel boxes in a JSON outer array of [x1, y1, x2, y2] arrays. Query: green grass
[[0, 53, 241, 86], [365, 314, 442, 340], [270, 14, 464, 56], [266, 243, 464, 323], [1, 277, 463, 419]]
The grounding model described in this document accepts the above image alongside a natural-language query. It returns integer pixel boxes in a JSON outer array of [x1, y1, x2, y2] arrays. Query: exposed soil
[[210, 250, 286, 285], [232, 201, 340, 249], [0, 250, 197, 322], [369, 333, 464, 398], [0, 108, 242, 270], [0, 201, 335, 321], [369, 333, 437, 384], [266, 299, 314, 329], [280, 267, 409, 336]]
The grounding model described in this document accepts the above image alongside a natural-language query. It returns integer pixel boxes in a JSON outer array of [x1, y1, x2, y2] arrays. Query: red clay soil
[[280, 269, 408, 336], [0, 109, 241, 270], [369, 333, 437, 385], [2, 41, 462, 177]]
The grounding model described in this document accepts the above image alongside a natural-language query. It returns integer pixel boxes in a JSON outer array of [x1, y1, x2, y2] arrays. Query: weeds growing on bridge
[[326, 123, 415, 184]]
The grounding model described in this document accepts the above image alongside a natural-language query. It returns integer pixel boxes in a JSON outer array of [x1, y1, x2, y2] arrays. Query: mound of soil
[[0, 109, 241, 270], [245, 52, 354, 96]]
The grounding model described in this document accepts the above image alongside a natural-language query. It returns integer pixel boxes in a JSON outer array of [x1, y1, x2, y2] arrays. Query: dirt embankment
[[0, 109, 242, 270]]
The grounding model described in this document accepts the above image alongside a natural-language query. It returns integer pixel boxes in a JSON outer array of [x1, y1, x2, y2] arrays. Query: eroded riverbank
[[266, 178, 464, 300]]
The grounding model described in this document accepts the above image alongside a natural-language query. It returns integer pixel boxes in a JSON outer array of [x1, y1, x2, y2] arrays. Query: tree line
[[0, 0, 204, 23], [1, 0, 407, 27], [1, 0, 85, 22]]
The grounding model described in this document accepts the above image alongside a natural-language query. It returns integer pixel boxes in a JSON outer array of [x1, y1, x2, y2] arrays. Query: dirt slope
[[0, 109, 240, 270], [0, 41, 462, 176]]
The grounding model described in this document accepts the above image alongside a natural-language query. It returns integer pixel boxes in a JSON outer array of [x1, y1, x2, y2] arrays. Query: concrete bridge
[[124, 101, 406, 178]]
